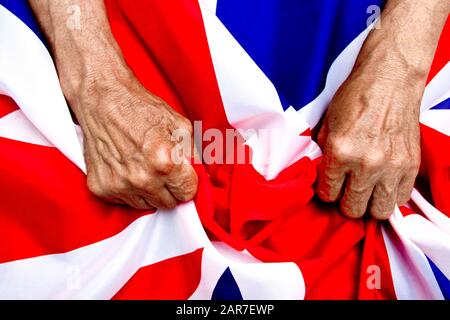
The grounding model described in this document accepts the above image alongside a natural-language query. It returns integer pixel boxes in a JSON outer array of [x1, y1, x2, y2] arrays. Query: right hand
[[30, 0, 200, 210], [71, 73, 198, 210]]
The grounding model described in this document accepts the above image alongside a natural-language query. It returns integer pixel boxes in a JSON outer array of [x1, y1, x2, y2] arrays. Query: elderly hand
[[316, 0, 449, 219], [30, 0, 198, 210], [316, 73, 421, 220], [74, 74, 198, 210]]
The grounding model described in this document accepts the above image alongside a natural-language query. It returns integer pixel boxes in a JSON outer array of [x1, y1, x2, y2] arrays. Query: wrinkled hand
[[72, 74, 198, 210], [316, 73, 421, 220], [312, 0, 449, 220]]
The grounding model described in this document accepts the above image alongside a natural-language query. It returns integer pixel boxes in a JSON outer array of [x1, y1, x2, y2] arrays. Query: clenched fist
[[316, 74, 421, 220], [74, 75, 198, 210], [30, 0, 198, 210], [315, 0, 449, 219]]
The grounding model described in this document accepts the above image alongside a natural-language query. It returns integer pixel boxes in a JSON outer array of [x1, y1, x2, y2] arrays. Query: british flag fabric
[[0, 0, 449, 299]]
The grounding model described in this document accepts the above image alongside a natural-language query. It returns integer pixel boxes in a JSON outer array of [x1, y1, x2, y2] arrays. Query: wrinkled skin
[[31, 0, 198, 210], [317, 73, 421, 219], [315, 0, 449, 219], [76, 75, 198, 210]]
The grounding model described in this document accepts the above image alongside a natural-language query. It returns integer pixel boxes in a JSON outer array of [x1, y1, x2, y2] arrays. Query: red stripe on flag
[[358, 220, 396, 299], [113, 249, 203, 300], [299, 128, 312, 136], [109, 0, 231, 133], [0, 95, 19, 119], [105, 1, 185, 115], [0, 136, 149, 263], [420, 123, 450, 217]]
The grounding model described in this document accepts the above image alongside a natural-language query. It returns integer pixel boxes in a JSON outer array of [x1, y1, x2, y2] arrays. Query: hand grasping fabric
[[316, 0, 449, 219], [30, 0, 198, 210]]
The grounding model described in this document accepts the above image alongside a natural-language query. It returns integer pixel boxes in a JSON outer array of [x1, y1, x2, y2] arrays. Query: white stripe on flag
[[206, 0, 218, 13], [0, 110, 52, 147], [0, 5, 85, 171], [420, 109, 450, 136], [189, 242, 305, 300], [411, 189, 450, 235], [0, 202, 205, 299], [383, 207, 444, 300], [297, 23, 375, 129], [420, 62, 450, 113], [198, 0, 321, 180]]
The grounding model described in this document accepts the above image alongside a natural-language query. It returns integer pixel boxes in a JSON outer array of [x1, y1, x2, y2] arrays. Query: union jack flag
[[0, 0, 449, 299]]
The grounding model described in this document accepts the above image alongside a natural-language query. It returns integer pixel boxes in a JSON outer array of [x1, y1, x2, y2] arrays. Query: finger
[[396, 172, 416, 206], [369, 176, 400, 220], [151, 142, 198, 202], [123, 195, 155, 210], [165, 161, 198, 202], [105, 197, 127, 205], [142, 186, 177, 210], [316, 156, 347, 202], [339, 172, 375, 218]]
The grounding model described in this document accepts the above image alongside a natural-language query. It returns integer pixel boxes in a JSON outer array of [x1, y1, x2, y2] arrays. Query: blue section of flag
[[211, 267, 243, 300], [217, 0, 385, 110], [427, 257, 450, 300], [430, 97, 450, 110], [0, 0, 45, 42]]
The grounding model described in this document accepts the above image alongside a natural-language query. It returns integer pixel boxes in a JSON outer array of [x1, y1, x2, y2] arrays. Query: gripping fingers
[[165, 162, 198, 202], [369, 175, 400, 220], [316, 158, 346, 203], [339, 173, 375, 218]]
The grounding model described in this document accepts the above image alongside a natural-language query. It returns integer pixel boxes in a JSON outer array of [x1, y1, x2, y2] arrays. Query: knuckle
[[153, 145, 176, 174], [330, 141, 353, 162], [169, 168, 199, 202], [155, 158, 175, 175], [409, 159, 421, 173], [388, 158, 404, 171], [129, 171, 150, 190], [179, 117, 193, 135], [179, 174, 199, 201], [360, 153, 384, 171], [87, 177, 108, 198]]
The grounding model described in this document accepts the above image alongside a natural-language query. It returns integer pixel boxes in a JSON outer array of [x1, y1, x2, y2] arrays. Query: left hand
[[316, 71, 421, 220], [315, 0, 449, 220]]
